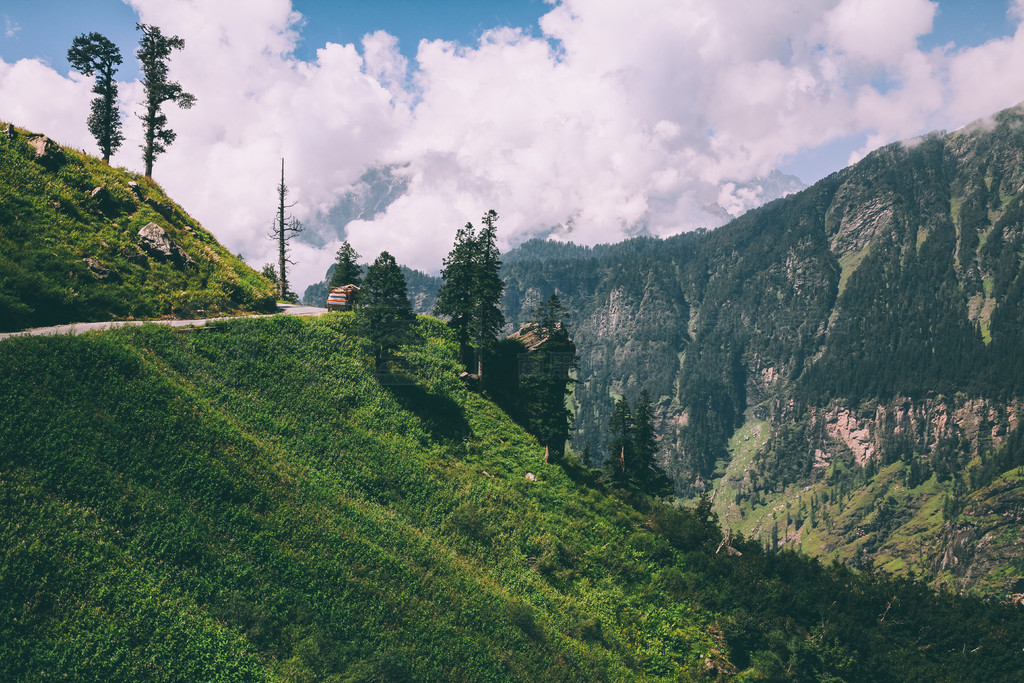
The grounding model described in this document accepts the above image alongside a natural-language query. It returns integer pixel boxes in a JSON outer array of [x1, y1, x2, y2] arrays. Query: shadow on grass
[[383, 380, 471, 444]]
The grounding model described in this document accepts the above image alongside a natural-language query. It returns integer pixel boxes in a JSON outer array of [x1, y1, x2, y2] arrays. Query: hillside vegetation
[[499, 103, 1024, 595], [0, 124, 274, 332], [3, 314, 1024, 680]]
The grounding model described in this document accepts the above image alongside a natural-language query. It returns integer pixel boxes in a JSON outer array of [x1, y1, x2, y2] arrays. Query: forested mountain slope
[[501, 104, 1024, 596], [0, 124, 274, 331], [3, 314, 1024, 680]]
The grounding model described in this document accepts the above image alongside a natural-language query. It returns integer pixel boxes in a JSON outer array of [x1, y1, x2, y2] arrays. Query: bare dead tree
[[268, 158, 303, 301]]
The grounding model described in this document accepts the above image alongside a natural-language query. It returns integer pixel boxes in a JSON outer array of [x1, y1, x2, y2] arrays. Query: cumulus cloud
[[4, 0, 1024, 293]]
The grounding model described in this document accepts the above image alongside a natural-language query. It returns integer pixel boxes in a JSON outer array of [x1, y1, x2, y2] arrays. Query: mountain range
[[498, 104, 1024, 598], [305, 103, 1024, 597]]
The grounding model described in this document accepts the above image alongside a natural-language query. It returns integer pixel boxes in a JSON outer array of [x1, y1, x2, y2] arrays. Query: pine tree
[[472, 210, 505, 377], [328, 242, 362, 289], [361, 251, 415, 368], [606, 397, 633, 482], [67, 33, 123, 163], [520, 294, 577, 460], [434, 222, 477, 360], [632, 390, 673, 496], [136, 23, 195, 178], [434, 210, 505, 380]]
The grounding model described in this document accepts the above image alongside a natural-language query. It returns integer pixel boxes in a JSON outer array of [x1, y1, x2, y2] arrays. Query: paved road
[[0, 303, 328, 342]]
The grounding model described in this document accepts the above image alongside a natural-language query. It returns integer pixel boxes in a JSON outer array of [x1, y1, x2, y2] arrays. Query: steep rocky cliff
[[500, 102, 1024, 595]]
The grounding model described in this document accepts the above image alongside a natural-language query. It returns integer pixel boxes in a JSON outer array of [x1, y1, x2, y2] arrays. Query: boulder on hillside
[[26, 134, 65, 169], [82, 257, 114, 280], [138, 222, 195, 268], [89, 186, 120, 216]]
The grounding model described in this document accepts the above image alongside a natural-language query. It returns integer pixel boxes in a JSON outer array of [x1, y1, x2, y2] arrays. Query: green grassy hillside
[[0, 124, 275, 331], [2, 313, 1024, 681]]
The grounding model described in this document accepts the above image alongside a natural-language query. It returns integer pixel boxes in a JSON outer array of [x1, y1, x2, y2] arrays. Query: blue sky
[[3, 1, 1024, 288]]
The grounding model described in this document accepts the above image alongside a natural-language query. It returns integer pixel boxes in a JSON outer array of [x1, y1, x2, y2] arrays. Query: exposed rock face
[[137, 222, 195, 268], [26, 135, 65, 169], [804, 397, 1020, 470]]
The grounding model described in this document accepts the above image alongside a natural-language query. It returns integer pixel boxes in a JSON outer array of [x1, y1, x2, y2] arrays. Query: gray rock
[[137, 222, 195, 268], [82, 257, 111, 280], [26, 134, 65, 168], [90, 186, 119, 216]]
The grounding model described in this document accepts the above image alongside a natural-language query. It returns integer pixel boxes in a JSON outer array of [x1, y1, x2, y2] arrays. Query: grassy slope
[[0, 124, 275, 331], [3, 314, 1024, 681]]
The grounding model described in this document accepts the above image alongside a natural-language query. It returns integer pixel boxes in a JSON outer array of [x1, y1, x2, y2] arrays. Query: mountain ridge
[[499, 102, 1024, 596]]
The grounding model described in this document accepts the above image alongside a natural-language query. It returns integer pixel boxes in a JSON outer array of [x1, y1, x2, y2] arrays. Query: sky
[[3, 0, 1024, 294]]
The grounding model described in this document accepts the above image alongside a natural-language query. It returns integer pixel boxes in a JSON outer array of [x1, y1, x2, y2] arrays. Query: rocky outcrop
[[26, 134, 65, 169], [89, 186, 121, 216], [82, 257, 112, 280], [137, 223, 195, 268], [805, 397, 1020, 469]]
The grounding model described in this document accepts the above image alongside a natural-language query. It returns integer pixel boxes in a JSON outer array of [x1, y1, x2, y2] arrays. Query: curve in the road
[[0, 304, 327, 342]]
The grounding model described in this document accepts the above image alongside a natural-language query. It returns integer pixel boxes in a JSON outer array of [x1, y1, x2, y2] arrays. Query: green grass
[[837, 246, 870, 297], [0, 124, 275, 331], [4, 315, 1024, 680]]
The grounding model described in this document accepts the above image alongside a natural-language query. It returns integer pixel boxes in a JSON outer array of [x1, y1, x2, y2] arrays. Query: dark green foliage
[[259, 262, 297, 303], [304, 264, 435, 312], [518, 294, 578, 459], [0, 125, 275, 332], [2, 317, 1023, 680], [606, 397, 632, 482], [434, 210, 506, 377], [434, 221, 477, 351], [632, 390, 674, 496], [136, 23, 195, 177], [474, 210, 506, 356], [327, 241, 362, 289], [501, 106, 1024, 503], [360, 251, 415, 367], [603, 392, 673, 496], [67, 32, 123, 162]]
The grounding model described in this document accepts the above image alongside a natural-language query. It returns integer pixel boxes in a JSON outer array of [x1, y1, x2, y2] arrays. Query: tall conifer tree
[[67, 33, 123, 163], [606, 398, 633, 482], [434, 222, 478, 359], [329, 241, 362, 288], [136, 23, 195, 177], [361, 251, 415, 367], [520, 294, 577, 460], [434, 209, 505, 380], [472, 209, 506, 376]]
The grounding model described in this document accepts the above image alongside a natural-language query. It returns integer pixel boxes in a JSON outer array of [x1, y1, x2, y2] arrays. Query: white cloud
[[3, 17, 20, 39], [3, 0, 1024, 294]]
